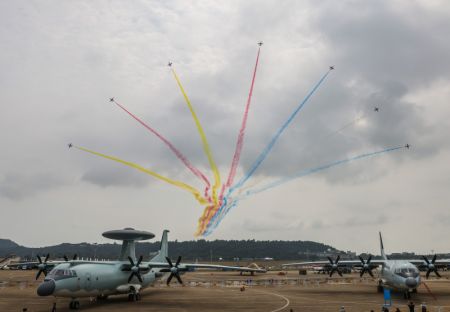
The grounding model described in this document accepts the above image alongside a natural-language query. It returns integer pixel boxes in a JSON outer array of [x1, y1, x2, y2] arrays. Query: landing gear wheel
[[128, 293, 139, 301], [69, 300, 80, 310]]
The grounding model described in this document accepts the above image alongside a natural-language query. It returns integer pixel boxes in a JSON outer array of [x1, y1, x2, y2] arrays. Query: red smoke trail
[[112, 99, 211, 200], [221, 47, 261, 199]]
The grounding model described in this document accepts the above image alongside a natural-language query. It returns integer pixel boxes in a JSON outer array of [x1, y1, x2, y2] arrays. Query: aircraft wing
[[401, 259, 450, 267], [146, 262, 266, 273], [282, 260, 386, 268]]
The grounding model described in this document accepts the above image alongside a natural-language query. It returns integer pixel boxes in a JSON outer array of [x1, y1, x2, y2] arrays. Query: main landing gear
[[69, 300, 80, 310], [128, 292, 141, 301]]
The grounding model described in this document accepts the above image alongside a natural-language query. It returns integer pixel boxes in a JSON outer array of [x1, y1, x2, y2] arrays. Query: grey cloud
[[0, 172, 67, 200]]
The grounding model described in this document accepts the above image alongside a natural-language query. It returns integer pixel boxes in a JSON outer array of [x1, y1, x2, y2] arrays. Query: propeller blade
[[175, 273, 183, 284], [175, 256, 182, 267], [423, 255, 430, 265], [128, 256, 135, 267], [435, 270, 441, 278], [337, 270, 343, 277], [36, 270, 42, 280], [336, 255, 340, 263], [44, 254, 50, 262], [165, 257, 173, 268], [137, 255, 143, 266], [137, 273, 143, 283], [367, 255, 372, 264], [359, 256, 364, 263], [128, 273, 134, 283], [37, 255, 42, 264], [360, 269, 364, 277], [327, 256, 333, 265], [432, 254, 437, 264], [166, 274, 173, 285], [368, 270, 374, 278], [426, 270, 431, 279], [43, 270, 48, 276], [329, 269, 335, 277]]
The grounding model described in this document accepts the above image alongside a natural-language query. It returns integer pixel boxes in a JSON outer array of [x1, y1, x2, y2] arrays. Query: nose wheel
[[69, 300, 80, 310], [403, 291, 411, 299]]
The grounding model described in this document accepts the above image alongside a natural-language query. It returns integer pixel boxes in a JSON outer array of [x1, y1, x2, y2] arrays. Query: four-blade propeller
[[128, 256, 144, 283], [359, 255, 374, 278], [160, 256, 184, 285], [327, 255, 343, 277], [423, 255, 441, 279], [63, 254, 78, 262], [36, 254, 50, 280]]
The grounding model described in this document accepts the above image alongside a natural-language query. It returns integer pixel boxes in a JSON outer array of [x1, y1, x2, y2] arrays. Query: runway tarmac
[[1, 270, 450, 311]]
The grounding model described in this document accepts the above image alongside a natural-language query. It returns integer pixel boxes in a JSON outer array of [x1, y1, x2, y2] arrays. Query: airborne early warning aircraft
[[30, 228, 265, 310], [283, 232, 450, 299]]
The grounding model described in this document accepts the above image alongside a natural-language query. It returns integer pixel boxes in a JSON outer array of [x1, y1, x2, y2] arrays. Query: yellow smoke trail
[[73, 145, 209, 205], [171, 68, 221, 205]]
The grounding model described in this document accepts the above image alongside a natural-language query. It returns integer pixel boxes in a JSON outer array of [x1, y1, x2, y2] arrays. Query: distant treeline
[[0, 238, 336, 261]]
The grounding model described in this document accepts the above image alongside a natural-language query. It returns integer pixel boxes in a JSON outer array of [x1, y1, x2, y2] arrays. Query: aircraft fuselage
[[380, 260, 421, 292], [37, 262, 160, 298]]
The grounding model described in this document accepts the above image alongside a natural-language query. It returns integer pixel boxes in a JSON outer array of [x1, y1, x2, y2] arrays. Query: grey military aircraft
[[31, 228, 265, 310], [283, 232, 450, 299]]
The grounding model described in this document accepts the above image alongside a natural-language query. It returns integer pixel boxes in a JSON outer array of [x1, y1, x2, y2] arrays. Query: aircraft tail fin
[[379, 231, 387, 260], [151, 230, 169, 262]]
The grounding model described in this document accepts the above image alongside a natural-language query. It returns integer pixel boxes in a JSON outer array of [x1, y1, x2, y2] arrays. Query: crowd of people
[[338, 301, 430, 312]]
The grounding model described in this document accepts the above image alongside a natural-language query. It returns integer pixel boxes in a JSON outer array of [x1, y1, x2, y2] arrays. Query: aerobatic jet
[[22, 228, 265, 310], [283, 232, 449, 299]]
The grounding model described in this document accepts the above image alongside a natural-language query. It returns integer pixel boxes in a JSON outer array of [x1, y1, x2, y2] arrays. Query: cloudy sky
[[1, 0, 450, 255]]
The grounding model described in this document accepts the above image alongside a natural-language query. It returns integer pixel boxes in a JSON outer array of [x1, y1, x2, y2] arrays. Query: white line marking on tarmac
[[252, 290, 290, 312]]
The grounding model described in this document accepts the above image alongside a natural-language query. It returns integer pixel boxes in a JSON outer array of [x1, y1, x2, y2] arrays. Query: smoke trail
[[202, 68, 333, 234], [203, 145, 405, 235], [228, 68, 333, 195], [243, 145, 404, 198], [171, 67, 222, 205], [111, 99, 211, 199], [224, 47, 262, 191], [72, 145, 209, 205]]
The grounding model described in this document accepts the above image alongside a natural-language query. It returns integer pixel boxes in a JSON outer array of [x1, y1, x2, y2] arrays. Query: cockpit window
[[395, 267, 419, 278], [47, 269, 77, 280]]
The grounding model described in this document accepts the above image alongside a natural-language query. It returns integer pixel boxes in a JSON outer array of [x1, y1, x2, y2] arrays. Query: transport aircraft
[[283, 232, 449, 299], [21, 228, 265, 310]]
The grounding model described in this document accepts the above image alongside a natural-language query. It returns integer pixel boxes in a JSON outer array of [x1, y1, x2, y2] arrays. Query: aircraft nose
[[405, 277, 417, 288], [37, 280, 55, 296]]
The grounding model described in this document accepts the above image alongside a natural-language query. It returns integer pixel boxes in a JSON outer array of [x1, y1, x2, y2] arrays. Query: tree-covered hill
[[0, 238, 337, 261]]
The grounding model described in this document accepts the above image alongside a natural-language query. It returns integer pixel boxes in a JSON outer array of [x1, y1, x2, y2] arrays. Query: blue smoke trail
[[204, 145, 404, 235], [242, 145, 404, 197], [229, 69, 332, 194], [204, 68, 333, 235]]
